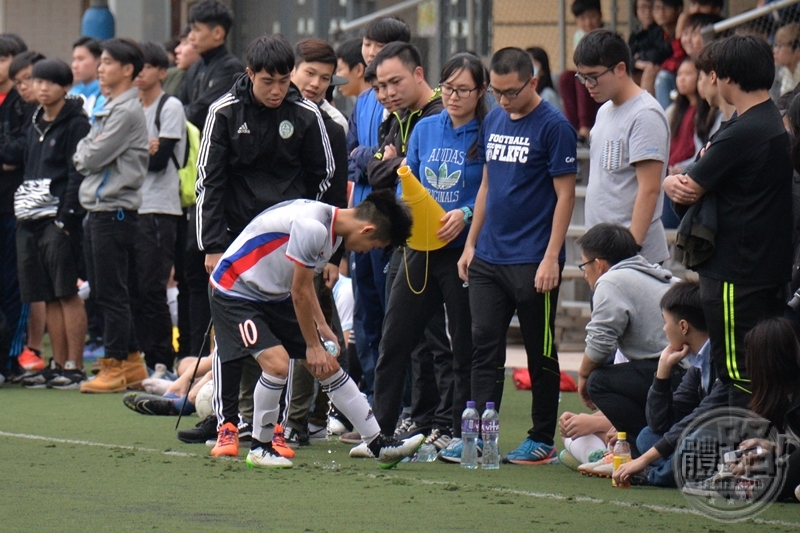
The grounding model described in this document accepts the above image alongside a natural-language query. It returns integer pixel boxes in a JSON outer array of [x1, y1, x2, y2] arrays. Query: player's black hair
[[490, 47, 534, 80], [660, 280, 707, 332], [101, 38, 145, 80], [140, 41, 170, 70], [0, 36, 21, 59], [356, 189, 413, 248], [572, 0, 601, 17], [577, 223, 639, 266], [714, 35, 774, 93], [574, 28, 632, 74], [337, 38, 366, 69], [246, 34, 294, 75], [31, 59, 73, 87], [0, 33, 26, 53], [73, 36, 102, 58], [9, 51, 45, 80], [362, 16, 411, 44], [370, 41, 422, 73], [188, 0, 234, 35]]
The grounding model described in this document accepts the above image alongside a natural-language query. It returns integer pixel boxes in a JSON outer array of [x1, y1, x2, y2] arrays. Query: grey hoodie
[[585, 255, 674, 363], [75, 87, 148, 212]]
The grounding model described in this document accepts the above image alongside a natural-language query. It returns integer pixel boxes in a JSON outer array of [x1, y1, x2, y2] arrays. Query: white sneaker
[[373, 434, 425, 469], [349, 441, 375, 458], [308, 422, 327, 441], [328, 416, 347, 436], [246, 444, 293, 468]]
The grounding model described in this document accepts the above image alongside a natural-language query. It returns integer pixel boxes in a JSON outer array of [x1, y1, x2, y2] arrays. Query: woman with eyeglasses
[[379, 52, 487, 461]]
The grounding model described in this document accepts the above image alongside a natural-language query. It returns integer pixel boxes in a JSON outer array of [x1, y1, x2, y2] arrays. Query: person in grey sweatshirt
[[74, 39, 149, 394], [576, 223, 682, 455]]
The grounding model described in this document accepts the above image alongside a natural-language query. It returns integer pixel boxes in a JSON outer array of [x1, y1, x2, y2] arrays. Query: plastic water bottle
[[612, 432, 631, 488], [322, 339, 339, 357], [461, 401, 480, 469], [481, 402, 500, 470]]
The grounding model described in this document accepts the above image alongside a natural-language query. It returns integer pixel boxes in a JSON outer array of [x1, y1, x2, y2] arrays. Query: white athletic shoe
[[246, 444, 293, 468], [328, 416, 347, 436], [372, 434, 425, 469], [308, 422, 327, 441], [349, 442, 375, 458]]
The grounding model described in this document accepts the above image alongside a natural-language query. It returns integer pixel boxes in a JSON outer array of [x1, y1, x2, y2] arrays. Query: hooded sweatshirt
[[405, 111, 482, 249], [14, 95, 90, 224], [585, 255, 674, 363], [366, 88, 444, 191], [75, 87, 149, 212]]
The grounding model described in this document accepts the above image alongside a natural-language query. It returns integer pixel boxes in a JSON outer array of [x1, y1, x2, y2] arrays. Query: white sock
[[252, 372, 287, 444], [565, 434, 607, 464], [320, 369, 379, 444]]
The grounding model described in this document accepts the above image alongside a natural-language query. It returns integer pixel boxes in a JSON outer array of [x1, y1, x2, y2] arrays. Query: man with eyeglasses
[[575, 29, 670, 266], [457, 47, 576, 466]]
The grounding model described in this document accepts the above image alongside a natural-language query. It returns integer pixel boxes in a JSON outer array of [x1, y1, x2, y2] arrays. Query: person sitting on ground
[[576, 224, 680, 459], [611, 280, 723, 487]]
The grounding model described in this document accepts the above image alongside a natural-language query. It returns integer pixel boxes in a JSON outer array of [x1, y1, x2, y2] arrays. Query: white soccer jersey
[[210, 200, 342, 302]]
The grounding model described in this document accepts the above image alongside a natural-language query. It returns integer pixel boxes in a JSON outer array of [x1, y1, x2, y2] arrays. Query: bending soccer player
[[208, 191, 424, 468]]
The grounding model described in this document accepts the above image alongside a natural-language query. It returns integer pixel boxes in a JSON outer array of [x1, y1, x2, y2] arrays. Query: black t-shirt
[[688, 99, 792, 284]]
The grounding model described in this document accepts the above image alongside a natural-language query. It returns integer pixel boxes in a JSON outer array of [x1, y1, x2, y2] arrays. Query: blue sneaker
[[437, 437, 483, 463], [505, 438, 557, 465]]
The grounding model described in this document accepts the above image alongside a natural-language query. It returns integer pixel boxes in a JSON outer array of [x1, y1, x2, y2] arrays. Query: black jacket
[[318, 106, 348, 265], [17, 96, 91, 224], [0, 88, 29, 213], [366, 90, 444, 190], [178, 44, 244, 130], [196, 75, 337, 253], [647, 362, 724, 458]]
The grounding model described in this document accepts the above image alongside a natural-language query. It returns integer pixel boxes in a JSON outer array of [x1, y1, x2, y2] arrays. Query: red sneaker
[[18, 347, 45, 371]]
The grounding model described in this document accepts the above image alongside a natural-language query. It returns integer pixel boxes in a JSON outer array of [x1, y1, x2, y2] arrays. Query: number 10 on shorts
[[239, 319, 258, 347]]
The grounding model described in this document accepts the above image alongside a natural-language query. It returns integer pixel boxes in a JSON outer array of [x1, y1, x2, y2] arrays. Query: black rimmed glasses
[[574, 67, 614, 88], [440, 84, 479, 99], [487, 78, 531, 101]]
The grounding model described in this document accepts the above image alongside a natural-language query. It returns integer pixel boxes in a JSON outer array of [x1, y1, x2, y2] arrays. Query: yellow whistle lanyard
[[403, 197, 430, 295]]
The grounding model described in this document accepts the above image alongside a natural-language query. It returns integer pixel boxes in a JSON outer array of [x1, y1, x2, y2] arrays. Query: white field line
[[2, 430, 799, 528]]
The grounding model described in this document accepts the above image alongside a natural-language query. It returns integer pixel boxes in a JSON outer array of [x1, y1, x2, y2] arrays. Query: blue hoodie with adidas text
[[405, 111, 482, 249]]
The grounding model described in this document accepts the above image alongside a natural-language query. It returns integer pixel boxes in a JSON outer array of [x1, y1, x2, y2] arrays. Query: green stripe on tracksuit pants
[[699, 277, 786, 406]]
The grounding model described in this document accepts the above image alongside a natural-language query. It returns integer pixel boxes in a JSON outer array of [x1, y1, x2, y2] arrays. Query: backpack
[[155, 93, 201, 208]]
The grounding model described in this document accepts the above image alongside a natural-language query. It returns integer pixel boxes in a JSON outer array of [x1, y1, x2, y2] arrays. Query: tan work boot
[[122, 351, 148, 390], [80, 358, 127, 393]]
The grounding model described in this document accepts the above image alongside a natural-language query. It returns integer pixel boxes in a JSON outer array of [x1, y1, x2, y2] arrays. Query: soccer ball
[[194, 380, 214, 419]]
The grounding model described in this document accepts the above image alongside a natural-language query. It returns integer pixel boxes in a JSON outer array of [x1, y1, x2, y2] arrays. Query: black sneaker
[[368, 433, 426, 469], [285, 426, 310, 447], [48, 362, 86, 390], [178, 414, 217, 444], [22, 359, 62, 389], [238, 420, 253, 443], [123, 392, 178, 415]]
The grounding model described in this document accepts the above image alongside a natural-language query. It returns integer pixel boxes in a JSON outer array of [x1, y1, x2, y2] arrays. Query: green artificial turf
[[1, 377, 798, 533]]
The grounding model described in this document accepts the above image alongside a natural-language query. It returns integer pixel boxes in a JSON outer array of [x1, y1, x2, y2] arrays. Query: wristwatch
[[460, 206, 473, 225]]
